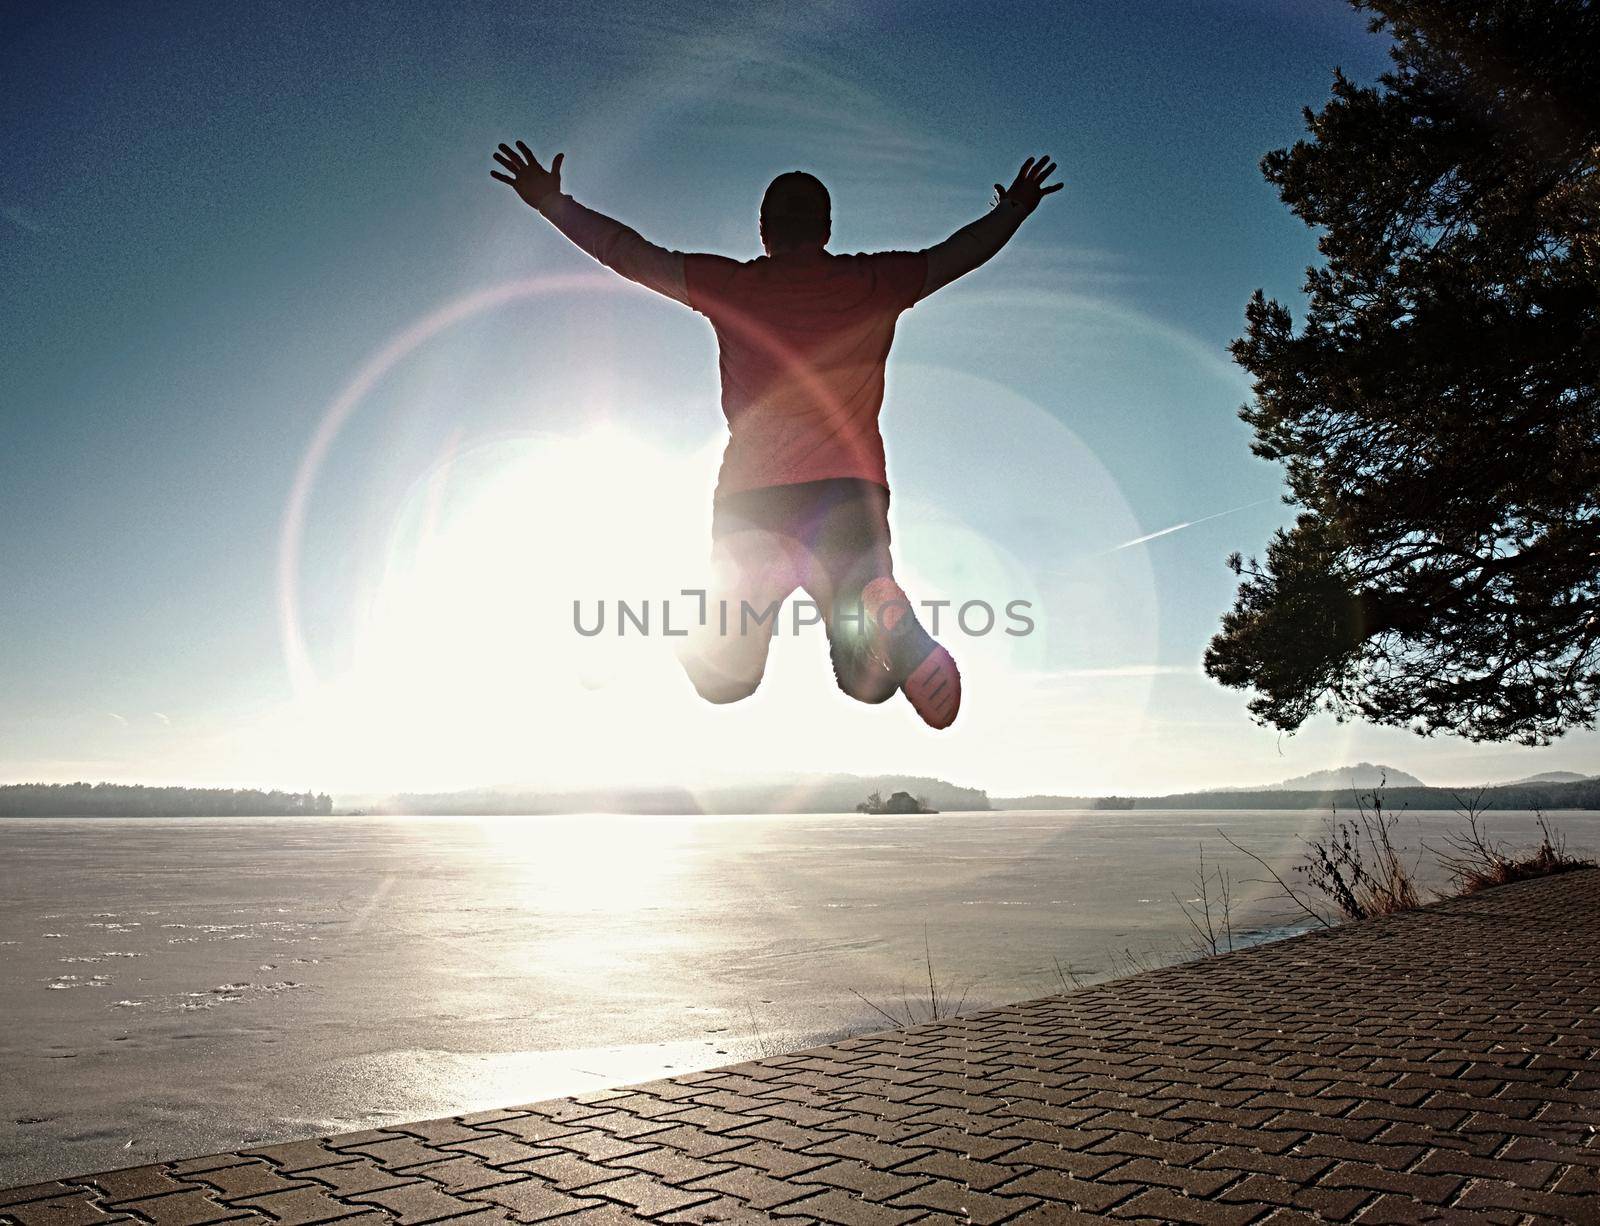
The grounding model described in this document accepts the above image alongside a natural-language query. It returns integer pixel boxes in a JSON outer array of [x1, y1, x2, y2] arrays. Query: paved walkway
[[5, 871, 1598, 1225]]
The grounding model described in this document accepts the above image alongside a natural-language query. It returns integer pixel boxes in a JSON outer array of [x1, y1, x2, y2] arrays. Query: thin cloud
[[953, 290, 1247, 388], [578, 10, 953, 170], [152, 712, 172, 726], [107, 712, 129, 726], [1066, 665, 1198, 677], [1109, 497, 1278, 553], [2, 204, 53, 235], [1030, 665, 1201, 684]]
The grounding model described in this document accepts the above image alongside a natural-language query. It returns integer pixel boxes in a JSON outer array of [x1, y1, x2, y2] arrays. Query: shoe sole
[[902, 642, 961, 730], [860, 576, 962, 729]]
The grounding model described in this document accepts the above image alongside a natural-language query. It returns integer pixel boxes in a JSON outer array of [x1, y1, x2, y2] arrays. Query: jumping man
[[491, 143, 1062, 729]]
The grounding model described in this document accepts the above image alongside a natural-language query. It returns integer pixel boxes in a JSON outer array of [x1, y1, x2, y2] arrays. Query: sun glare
[[292, 427, 719, 788], [265, 350, 1184, 795]]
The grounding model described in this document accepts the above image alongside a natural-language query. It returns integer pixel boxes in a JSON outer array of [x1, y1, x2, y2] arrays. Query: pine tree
[[1206, 0, 1600, 743]]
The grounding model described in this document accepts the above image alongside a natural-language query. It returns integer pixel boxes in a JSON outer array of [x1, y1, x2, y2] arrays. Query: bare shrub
[[1434, 793, 1594, 894], [1174, 843, 1236, 957], [1292, 782, 1425, 921], [1220, 776, 1424, 927]]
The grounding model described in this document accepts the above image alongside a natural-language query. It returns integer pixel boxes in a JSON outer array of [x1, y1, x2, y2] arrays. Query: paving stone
[[513, 1102, 608, 1126], [1549, 1163, 1600, 1197], [728, 1122, 837, 1152], [991, 1143, 1125, 1180], [1351, 1193, 1519, 1224], [463, 1179, 601, 1222], [346, 1182, 480, 1224], [790, 1161, 929, 1203], [392, 1121, 485, 1148], [243, 1145, 343, 1177], [319, 1135, 400, 1154], [638, 1127, 750, 1160], [1002, 1207, 1126, 1225], [885, 1179, 1037, 1225], [406, 1159, 522, 1196], [1192, 1146, 1331, 1184], [1316, 1160, 1464, 1202], [0, 1188, 79, 1211], [439, 1138, 555, 1169], [1111, 1186, 1266, 1223], [800, 1136, 928, 1173], [607, 1149, 731, 1187], [298, 1163, 408, 1199], [1215, 1172, 1371, 1219], [76, 1170, 191, 1205], [544, 1207, 646, 1226], [658, 1196, 790, 1224], [682, 1169, 812, 1213], [190, 1165, 309, 1202], [111, 1190, 239, 1226], [498, 1155, 616, 1194], [889, 1152, 1022, 1192], [1451, 1177, 1600, 1220], [1087, 1135, 1213, 1166], [766, 1188, 922, 1225], [570, 1172, 715, 1216], [989, 1169, 1137, 1212], [479, 1119, 583, 1147], [704, 1143, 826, 1181], [896, 1130, 1020, 1162], [455, 1111, 530, 1128], [559, 1111, 675, 1141], [164, 1161, 249, 1181], [5, 1197, 132, 1226], [234, 1188, 362, 1225], [336, 1139, 442, 1173]]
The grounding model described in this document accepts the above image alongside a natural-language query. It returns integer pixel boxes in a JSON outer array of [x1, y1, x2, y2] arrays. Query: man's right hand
[[491, 141, 565, 209], [992, 155, 1062, 213]]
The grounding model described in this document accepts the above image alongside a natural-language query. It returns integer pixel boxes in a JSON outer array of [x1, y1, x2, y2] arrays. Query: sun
[[289, 426, 728, 790]]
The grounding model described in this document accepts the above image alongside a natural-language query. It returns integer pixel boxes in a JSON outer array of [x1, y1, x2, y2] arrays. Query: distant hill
[[1213, 762, 1425, 792], [1498, 771, 1593, 786], [995, 763, 1426, 810], [1150, 777, 1600, 811], [998, 777, 1600, 812], [373, 773, 991, 816]]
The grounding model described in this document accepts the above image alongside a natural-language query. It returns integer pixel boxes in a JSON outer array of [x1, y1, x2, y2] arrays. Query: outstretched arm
[[491, 140, 691, 306], [919, 155, 1063, 299]]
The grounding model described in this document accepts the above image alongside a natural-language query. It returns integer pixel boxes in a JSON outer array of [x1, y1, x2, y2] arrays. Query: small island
[[855, 789, 937, 815]]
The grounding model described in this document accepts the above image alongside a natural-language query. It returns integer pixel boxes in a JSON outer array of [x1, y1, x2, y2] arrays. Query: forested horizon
[[0, 782, 333, 816]]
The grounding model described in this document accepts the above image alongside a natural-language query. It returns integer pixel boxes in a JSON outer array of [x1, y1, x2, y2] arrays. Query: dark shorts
[[711, 477, 893, 597]]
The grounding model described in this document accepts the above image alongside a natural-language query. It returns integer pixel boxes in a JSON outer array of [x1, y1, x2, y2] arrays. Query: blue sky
[[4, 1, 1594, 795]]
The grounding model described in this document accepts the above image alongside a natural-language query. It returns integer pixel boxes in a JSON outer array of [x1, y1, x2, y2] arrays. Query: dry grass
[[848, 925, 979, 1027], [1217, 780, 1422, 928], [1292, 783, 1425, 921], [1433, 793, 1595, 894], [1222, 779, 1593, 934]]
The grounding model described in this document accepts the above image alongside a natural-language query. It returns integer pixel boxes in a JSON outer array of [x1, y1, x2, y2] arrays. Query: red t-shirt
[[684, 250, 929, 496]]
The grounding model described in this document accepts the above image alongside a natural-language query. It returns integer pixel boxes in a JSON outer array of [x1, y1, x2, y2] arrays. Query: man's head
[[760, 171, 830, 255]]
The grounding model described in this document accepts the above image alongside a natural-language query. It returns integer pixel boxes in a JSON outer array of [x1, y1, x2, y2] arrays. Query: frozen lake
[[2, 807, 1594, 1185]]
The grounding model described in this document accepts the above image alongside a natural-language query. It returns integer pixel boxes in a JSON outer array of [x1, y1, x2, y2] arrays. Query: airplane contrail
[[1109, 497, 1278, 552]]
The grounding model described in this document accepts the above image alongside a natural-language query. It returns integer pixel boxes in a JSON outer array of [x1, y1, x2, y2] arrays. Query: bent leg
[[808, 485, 961, 727], [678, 527, 801, 705], [804, 487, 900, 705]]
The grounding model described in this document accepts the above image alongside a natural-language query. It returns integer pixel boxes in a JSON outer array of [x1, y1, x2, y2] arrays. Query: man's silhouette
[[492, 142, 1061, 729]]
